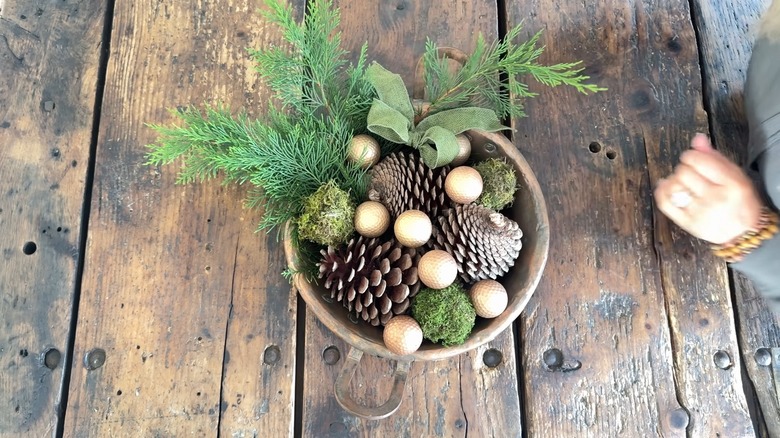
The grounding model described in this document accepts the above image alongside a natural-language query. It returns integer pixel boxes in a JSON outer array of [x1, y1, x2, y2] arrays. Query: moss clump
[[474, 158, 518, 211], [412, 283, 476, 347], [297, 180, 355, 246]]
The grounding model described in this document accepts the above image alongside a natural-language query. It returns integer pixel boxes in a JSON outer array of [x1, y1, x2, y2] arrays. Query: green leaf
[[366, 63, 414, 122], [416, 106, 509, 134], [417, 126, 460, 168], [366, 99, 411, 144]]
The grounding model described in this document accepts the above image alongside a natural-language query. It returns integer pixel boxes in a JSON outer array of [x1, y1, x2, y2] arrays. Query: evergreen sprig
[[147, 105, 367, 232], [250, 0, 374, 132], [146, 0, 373, 239], [422, 23, 605, 120]]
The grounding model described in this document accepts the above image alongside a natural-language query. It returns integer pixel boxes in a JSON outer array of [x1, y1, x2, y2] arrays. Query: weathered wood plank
[[508, 0, 752, 435], [61, 1, 298, 436], [216, 3, 304, 434], [0, 0, 105, 435], [300, 1, 522, 436], [689, 0, 779, 433], [734, 275, 780, 435], [638, 2, 754, 433], [218, 234, 298, 436]]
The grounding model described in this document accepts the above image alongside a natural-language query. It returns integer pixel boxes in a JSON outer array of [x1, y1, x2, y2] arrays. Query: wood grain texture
[[300, 1, 522, 436], [689, 0, 780, 434], [0, 0, 104, 435], [61, 1, 300, 436], [508, 0, 752, 435]]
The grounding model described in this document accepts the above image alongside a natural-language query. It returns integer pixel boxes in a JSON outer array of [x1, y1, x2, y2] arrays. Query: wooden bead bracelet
[[711, 207, 779, 263]]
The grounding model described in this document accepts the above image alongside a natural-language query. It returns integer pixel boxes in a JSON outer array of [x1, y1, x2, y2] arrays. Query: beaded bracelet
[[711, 207, 780, 263]]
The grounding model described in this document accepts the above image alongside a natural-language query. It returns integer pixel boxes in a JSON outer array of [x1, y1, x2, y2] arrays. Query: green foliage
[[412, 283, 476, 347], [474, 158, 518, 210], [147, 106, 367, 232], [365, 63, 507, 168], [250, 0, 375, 133], [297, 181, 355, 246], [146, 0, 374, 236], [422, 23, 606, 120]]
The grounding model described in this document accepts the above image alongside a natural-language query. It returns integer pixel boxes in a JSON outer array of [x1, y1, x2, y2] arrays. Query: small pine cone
[[318, 236, 422, 326], [431, 204, 523, 283], [368, 151, 451, 219]]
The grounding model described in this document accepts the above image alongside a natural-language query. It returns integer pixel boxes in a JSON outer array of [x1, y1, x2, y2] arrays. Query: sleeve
[[745, 38, 780, 165], [731, 36, 780, 309]]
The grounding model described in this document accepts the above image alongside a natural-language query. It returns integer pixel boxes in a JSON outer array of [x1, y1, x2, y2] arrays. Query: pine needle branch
[[250, 0, 374, 132], [147, 0, 373, 240], [146, 105, 368, 233], [422, 23, 605, 119]]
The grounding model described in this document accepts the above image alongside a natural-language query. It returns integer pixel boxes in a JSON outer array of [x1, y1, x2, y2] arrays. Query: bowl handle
[[334, 347, 411, 419]]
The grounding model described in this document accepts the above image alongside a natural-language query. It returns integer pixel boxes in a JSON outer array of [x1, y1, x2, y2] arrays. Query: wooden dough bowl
[[283, 129, 549, 418]]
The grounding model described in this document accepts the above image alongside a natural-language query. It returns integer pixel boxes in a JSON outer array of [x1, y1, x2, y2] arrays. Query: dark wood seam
[[56, 0, 116, 435]]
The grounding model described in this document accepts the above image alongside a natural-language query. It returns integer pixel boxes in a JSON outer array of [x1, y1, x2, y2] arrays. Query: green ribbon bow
[[365, 62, 509, 168]]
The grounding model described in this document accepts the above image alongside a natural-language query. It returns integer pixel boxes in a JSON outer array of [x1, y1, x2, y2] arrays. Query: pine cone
[[318, 236, 422, 326], [431, 204, 523, 283], [368, 151, 451, 219]]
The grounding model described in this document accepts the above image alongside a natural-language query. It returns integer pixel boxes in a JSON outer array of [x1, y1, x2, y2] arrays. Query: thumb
[[690, 133, 714, 152]]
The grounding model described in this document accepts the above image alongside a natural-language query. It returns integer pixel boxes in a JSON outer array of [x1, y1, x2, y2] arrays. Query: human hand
[[654, 134, 763, 245]]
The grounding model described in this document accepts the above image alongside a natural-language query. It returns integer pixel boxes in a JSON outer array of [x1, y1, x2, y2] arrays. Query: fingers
[[690, 133, 714, 153], [671, 163, 712, 197], [679, 149, 737, 185]]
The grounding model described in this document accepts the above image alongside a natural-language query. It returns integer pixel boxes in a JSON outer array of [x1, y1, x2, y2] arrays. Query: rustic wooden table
[[3, 0, 780, 436]]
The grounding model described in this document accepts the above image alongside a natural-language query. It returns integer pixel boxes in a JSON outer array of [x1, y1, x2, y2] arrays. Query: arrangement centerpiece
[[146, 0, 602, 418]]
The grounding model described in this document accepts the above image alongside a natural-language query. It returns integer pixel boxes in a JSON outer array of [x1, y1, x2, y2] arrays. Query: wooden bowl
[[283, 129, 550, 361]]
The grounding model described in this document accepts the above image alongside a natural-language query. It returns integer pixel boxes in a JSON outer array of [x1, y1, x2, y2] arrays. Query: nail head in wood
[[713, 350, 732, 370], [669, 408, 689, 429], [543, 348, 564, 369], [482, 348, 502, 368], [322, 346, 340, 365], [41, 348, 61, 370], [755, 348, 772, 367], [84, 348, 106, 370], [329, 422, 347, 433], [263, 345, 281, 365]]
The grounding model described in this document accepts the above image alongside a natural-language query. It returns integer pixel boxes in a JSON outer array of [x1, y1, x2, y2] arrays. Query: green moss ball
[[411, 283, 476, 347], [473, 158, 518, 211], [297, 181, 355, 247]]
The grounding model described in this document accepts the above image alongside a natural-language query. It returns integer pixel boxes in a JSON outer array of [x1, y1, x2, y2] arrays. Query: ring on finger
[[670, 190, 693, 208]]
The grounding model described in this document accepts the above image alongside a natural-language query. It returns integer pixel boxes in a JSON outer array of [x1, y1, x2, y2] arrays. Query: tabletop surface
[[2, 0, 780, 437]]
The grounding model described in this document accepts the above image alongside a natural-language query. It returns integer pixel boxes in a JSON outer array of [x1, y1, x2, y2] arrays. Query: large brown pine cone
[[431, 204, 523, 283], [318, 236, 422, 326], [368, 151, 451, 219]]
